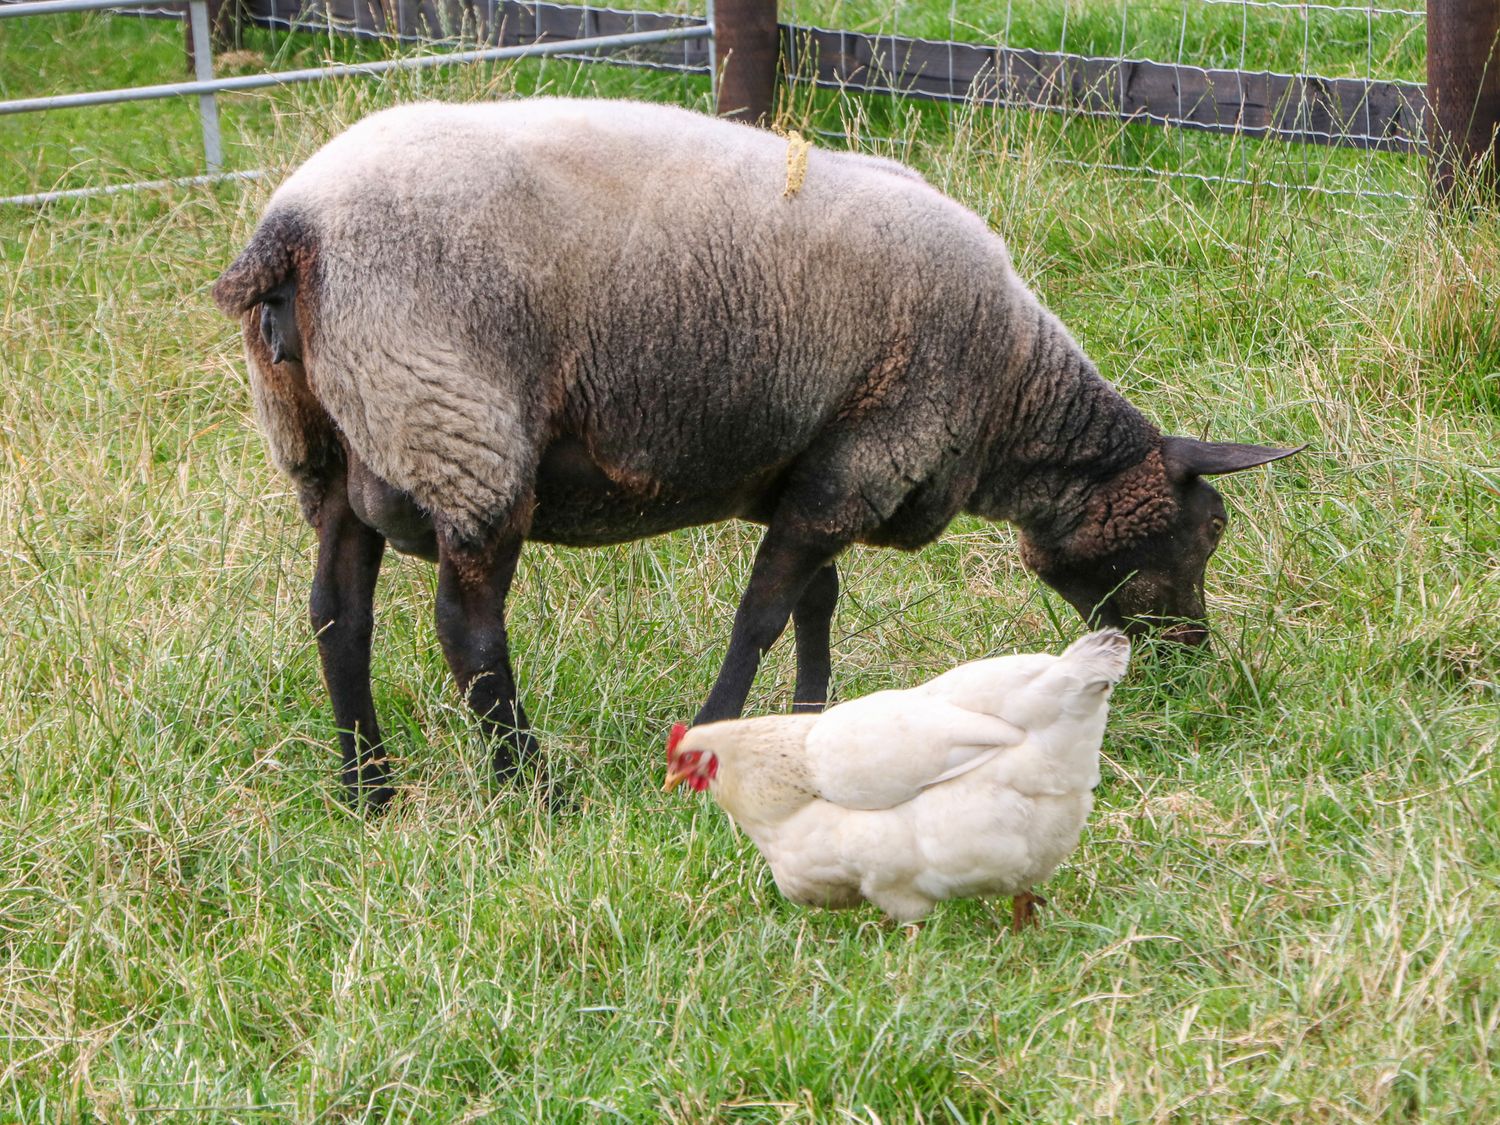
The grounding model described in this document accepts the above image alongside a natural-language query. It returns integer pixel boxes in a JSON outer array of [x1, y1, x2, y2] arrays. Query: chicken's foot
[[1010, 891, 1048, 933]]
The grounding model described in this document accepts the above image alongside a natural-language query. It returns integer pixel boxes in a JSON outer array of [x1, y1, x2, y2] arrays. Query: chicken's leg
[[1011, 891, 1048, 933]]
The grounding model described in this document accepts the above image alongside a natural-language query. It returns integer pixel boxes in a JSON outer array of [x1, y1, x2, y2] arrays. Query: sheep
[[213, 98, 1300, 808]]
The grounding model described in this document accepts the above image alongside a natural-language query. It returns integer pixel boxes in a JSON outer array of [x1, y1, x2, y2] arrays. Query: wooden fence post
[[1427, 0, 1500, 200], [713, 0, 779, 124]]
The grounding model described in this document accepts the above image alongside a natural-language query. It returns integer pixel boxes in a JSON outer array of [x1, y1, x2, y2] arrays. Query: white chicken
[[664, 629, 1130, 929]]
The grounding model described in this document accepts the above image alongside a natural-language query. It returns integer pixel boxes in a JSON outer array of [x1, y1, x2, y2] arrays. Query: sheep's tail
[[212, 209, 307, 316], [1059, 628, 1131, 686]]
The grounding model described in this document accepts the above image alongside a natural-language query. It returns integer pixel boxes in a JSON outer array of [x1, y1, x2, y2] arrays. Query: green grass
[[2, 10, 1499, 1123]]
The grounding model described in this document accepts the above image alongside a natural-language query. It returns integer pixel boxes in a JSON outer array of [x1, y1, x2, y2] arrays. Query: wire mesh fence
[[239, 0, 711, 73], [231, 0, 1432, 199], [0, 0, 1438, 204], [768, 0, 1428, 200], [0, 0, 716, 203]]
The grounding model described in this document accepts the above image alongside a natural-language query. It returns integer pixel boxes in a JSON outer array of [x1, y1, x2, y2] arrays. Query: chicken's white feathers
[[914, 628, 1131, 727], [804, 692, 1025, 809], [1058, 628, 1133, 684]]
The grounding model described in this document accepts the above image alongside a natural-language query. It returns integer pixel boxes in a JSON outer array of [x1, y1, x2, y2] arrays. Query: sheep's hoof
[[494, 730, 572, 811], [363, 786, 398, 815], [341, 779, 397, 816], [530, 766, 573, 815], [492, 728, 541, 782], [341, 754, 397, 816]]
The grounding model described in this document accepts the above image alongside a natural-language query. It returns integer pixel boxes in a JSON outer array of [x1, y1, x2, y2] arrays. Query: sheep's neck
[[970, 303, 1160, 542]]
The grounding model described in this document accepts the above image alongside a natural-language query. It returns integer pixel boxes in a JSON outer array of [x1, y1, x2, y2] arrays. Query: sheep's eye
[[1210, 516, 1227, 538]]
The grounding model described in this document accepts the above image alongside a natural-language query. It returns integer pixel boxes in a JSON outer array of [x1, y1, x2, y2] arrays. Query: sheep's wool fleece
[[232, 98, 1122, 547]]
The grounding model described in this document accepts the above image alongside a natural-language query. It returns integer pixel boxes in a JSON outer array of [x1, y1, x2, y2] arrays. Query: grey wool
[[213, 97, 1299, 806]]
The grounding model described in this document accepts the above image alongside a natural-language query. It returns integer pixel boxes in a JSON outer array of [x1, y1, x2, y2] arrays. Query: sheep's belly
[[347, 433, 782, 552], [530, 484, 757, 545], [529, 437, 781, 546]]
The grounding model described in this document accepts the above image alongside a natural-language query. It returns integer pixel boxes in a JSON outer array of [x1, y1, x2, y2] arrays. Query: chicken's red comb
[[666, 722, 688, 758]]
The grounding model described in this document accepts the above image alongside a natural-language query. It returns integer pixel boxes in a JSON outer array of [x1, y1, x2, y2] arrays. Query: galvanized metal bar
[[0, 0, 178, 17], [187, 0, 222, 173], [0, 168, 270, 207], [0, 24, 712, 116], [706, 0, 717, 101]]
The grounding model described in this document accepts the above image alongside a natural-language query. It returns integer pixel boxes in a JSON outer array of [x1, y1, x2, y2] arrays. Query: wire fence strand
[[1, 0, 1429, 204], [774, 0, 1424, 201]]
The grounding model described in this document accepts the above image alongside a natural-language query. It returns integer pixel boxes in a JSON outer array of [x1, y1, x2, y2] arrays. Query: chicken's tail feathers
[[1060, 628, 1131, 686]]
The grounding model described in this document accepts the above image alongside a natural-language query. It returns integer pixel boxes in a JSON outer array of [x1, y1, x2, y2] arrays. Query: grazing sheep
[[213, 98, 1299, 808]]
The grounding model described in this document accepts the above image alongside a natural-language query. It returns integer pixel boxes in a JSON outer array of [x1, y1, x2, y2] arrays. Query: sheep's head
[[256, 280, 302, 365], [1021, 437, 1302, 645]]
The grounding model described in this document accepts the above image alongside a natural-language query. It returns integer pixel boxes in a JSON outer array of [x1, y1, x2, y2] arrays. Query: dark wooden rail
[[231, 0, 1427, 155]]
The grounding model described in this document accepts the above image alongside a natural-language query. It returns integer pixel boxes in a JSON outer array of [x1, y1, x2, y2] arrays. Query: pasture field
[[2, 9, 1498, 1122]]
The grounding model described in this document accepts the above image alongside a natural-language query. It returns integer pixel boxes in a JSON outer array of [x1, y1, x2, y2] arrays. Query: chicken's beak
[[663, 721, 691, 791]]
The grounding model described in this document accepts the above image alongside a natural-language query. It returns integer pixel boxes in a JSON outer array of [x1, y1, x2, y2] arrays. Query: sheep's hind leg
[[434, 528, 540, 787], [695, 525, 844, 725], [791, 562, 839, 713], [310, 474, 394, 811]]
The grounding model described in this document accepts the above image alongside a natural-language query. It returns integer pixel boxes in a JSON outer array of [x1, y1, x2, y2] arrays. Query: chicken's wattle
[[687, 759, 716, 792], [665, 723, 719, 793]]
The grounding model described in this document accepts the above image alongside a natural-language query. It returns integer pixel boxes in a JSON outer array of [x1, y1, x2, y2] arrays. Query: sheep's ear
[[1161, 437, 1305, 482], [212, 213, 300, 317]]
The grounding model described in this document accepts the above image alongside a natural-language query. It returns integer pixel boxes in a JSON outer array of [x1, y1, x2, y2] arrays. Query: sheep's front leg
[[696, 527, 842, 725], [434, 532, 538, 782], [791, 561, 839, 713], [309, 477, 393, 810]]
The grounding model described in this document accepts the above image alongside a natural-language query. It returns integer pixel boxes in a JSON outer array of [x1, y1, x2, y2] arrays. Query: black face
[[1074, 480, 1224, 648], [257, 279, 301, 365], [1024, 437, 1303, 645], [1035, 478, 1229, 645]]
